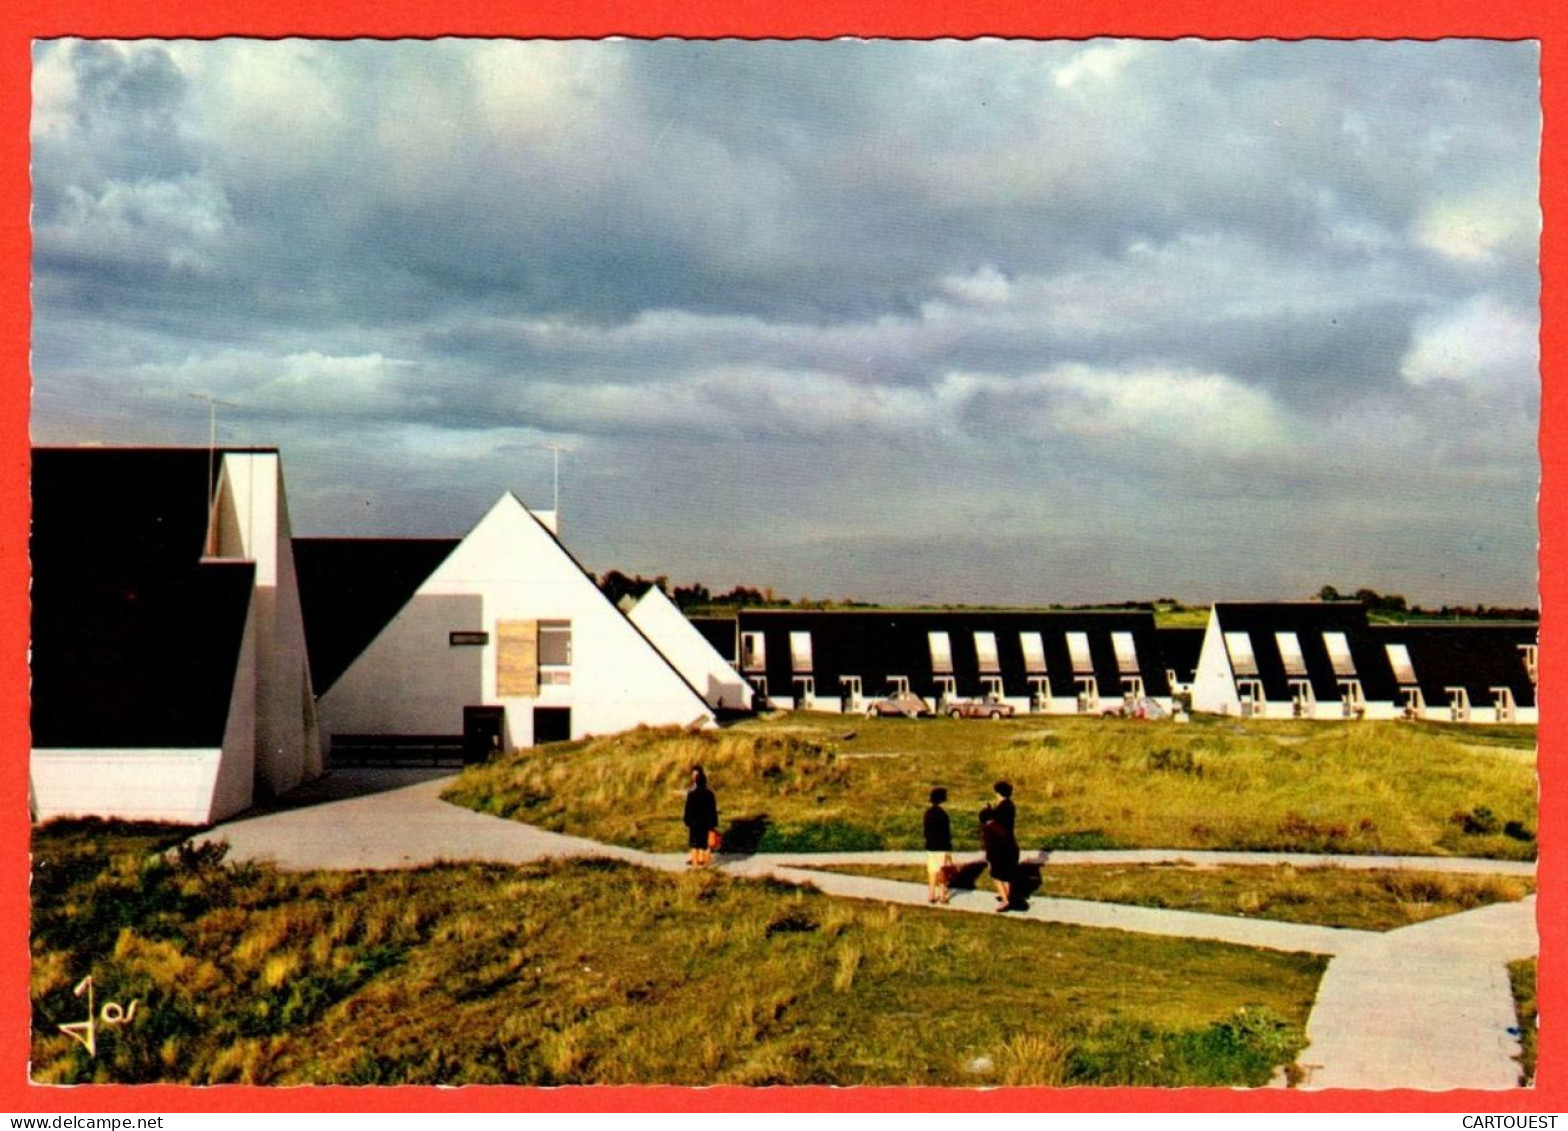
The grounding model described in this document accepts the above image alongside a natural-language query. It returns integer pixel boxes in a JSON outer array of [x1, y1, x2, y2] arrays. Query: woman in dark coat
[[683, 766, 719, 867], [980, 805, 1020, 911], [923, 787, 954, 904]]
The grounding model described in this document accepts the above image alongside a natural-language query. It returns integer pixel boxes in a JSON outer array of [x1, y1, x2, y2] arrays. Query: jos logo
[[57, 975, 140, 1057]]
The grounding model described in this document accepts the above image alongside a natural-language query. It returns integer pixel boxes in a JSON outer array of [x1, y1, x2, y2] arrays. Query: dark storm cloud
[[30, 38, 1540, 605]]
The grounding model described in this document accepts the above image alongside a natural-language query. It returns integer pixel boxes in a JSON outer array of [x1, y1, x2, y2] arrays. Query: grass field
[[31, 821, 1324, 1087], [802, 862, 1534, 933], [443, 713, 1537, 860]]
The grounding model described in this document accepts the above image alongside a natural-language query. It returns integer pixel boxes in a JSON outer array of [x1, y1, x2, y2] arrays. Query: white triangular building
[[628, 586, 754, 712], [310, 493, 714, 751]]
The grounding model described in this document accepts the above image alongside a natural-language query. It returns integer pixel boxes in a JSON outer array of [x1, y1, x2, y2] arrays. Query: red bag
[[707, 828, 723, 851]]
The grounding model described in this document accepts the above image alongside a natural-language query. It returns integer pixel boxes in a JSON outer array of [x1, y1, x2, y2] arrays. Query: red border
[[3, 0, 1561, 1114]]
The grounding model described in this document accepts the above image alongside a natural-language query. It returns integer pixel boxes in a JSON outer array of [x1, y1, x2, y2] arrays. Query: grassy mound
[[31, 821, 1323, 1087], [443, 714, 1537, 859]]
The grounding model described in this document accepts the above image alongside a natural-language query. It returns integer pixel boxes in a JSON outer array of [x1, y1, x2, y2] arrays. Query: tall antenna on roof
[[541, 442, 572, 517]]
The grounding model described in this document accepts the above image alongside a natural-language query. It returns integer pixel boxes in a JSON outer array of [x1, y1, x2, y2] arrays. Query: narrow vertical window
[[1275, 632, 1306, 676], [1385, 643, 1416, 684], [1224, 632, 1258, 676], [1111, 631, 1138, 674], [1324, 632, 1356, 676], [539, 620, 572, 685], [789, 630, 813, 672], [1066, 632, 1093, 673], [741, 632, 766, 671], [974, 631, 1000, 673], [1020, 632, 1047, 673], [928, 631, 953, 674]]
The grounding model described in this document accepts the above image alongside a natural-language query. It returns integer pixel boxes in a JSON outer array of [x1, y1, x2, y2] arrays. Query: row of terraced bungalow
[[694, 603, 1537, 724], [30, 445, 1536, 828]]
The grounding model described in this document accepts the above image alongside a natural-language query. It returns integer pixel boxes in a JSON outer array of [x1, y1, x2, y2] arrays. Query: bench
[[330, 734, 467, 766]]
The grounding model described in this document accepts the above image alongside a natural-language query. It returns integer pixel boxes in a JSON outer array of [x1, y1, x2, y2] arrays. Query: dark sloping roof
[[31, 448, 255, 748], [1375, 623, 1537, 709], [292, 538, 460, 693], [734, 609, 1171, 700], [690, 617, 738, 662], [1211, 602, 1398, 702], [1155, 627, 1206, 683]]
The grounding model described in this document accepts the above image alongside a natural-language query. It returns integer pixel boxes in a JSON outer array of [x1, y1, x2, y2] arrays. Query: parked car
[[866, 690, 932, 717], [945, 697, 1016, 720]]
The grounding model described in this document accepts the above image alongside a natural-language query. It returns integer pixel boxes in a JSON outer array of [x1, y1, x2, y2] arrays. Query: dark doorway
[[533, 706, 572, 745], [463, 705, 506, 764]]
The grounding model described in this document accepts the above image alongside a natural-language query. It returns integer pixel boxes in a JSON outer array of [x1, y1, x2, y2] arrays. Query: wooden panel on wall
[[497, 619, 539, 697]]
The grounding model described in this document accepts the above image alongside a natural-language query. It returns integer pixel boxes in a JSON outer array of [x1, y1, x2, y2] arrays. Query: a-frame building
[[301, 494, 714, 754]]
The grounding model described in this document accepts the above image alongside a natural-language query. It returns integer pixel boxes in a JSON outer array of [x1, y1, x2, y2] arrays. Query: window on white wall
[[540, 620, 572, 685], [741, 632, 766, 671]]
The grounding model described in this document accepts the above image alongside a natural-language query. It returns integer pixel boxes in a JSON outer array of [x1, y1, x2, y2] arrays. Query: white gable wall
[[1190, 611, 1242, 715], [628, 588, 754, 711], [317, 494, 713, 748], [213, 453, 322, 795]]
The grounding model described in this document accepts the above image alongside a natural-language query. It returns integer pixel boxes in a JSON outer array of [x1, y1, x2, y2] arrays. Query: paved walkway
[[197, 768, 1538, 1091]]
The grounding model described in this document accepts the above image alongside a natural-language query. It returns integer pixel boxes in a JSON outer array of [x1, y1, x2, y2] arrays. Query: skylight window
[[1385, 643, 1417, 685], [1224, 632, 1258, 676], [1275, 632, 1306, 677], [1020, 632, 1047, 673], [928, 631, 953, 674], [1111, 631, 1139, 674], [1066, 632, 1093, 674], [974, 631, 1000, 673], [789, 631, 813, 672], [1324, 632, 1356, 677]]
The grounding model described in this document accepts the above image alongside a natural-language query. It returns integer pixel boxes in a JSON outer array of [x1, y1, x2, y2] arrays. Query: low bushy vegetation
[[808, 863, 1535, 933], [1509, 958, 1537, 1086], [444, 714, 1537, 860], [32, 821, 1323, 1087]]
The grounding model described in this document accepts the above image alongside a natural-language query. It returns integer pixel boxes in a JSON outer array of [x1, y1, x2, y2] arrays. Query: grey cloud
[[30, 38, 1541, 606]]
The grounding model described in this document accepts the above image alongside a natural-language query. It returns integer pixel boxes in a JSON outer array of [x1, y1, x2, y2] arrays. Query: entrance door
[[463, 706, 506, 765], [533, 706, 572, 745]]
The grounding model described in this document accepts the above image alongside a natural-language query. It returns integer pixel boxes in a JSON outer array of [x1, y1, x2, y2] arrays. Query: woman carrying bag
[[684, 766, 719, 867]]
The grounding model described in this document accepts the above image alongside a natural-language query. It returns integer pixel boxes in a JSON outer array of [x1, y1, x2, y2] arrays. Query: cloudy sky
[[30, 39, 1540, 606]]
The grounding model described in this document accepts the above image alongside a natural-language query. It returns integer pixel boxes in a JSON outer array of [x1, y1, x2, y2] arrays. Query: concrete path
[[741, 847, 1537, 877], [197, 768, 1538, 1090], [722, 857, 1358, 954], [1299, 896, 1537, 1090]]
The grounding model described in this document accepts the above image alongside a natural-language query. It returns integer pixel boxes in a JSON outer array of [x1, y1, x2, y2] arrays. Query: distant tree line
[[1317, 585, 1537, 621], [593, 571, 1535, 621], [594, 571, 794, 611]]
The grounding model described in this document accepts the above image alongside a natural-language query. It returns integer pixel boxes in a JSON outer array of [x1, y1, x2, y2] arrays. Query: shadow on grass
[[721, 814, 773, 855]]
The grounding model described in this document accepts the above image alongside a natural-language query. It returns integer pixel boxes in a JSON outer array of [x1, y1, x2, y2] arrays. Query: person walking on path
[[923, 787, 954, 904], [683, 766, 719, 867], [980, 804, 1021, 911], [992, 780, 1016, 834]]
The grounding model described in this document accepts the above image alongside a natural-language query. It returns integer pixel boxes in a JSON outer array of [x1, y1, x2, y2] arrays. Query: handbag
[[707, 828, 723, 852]]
